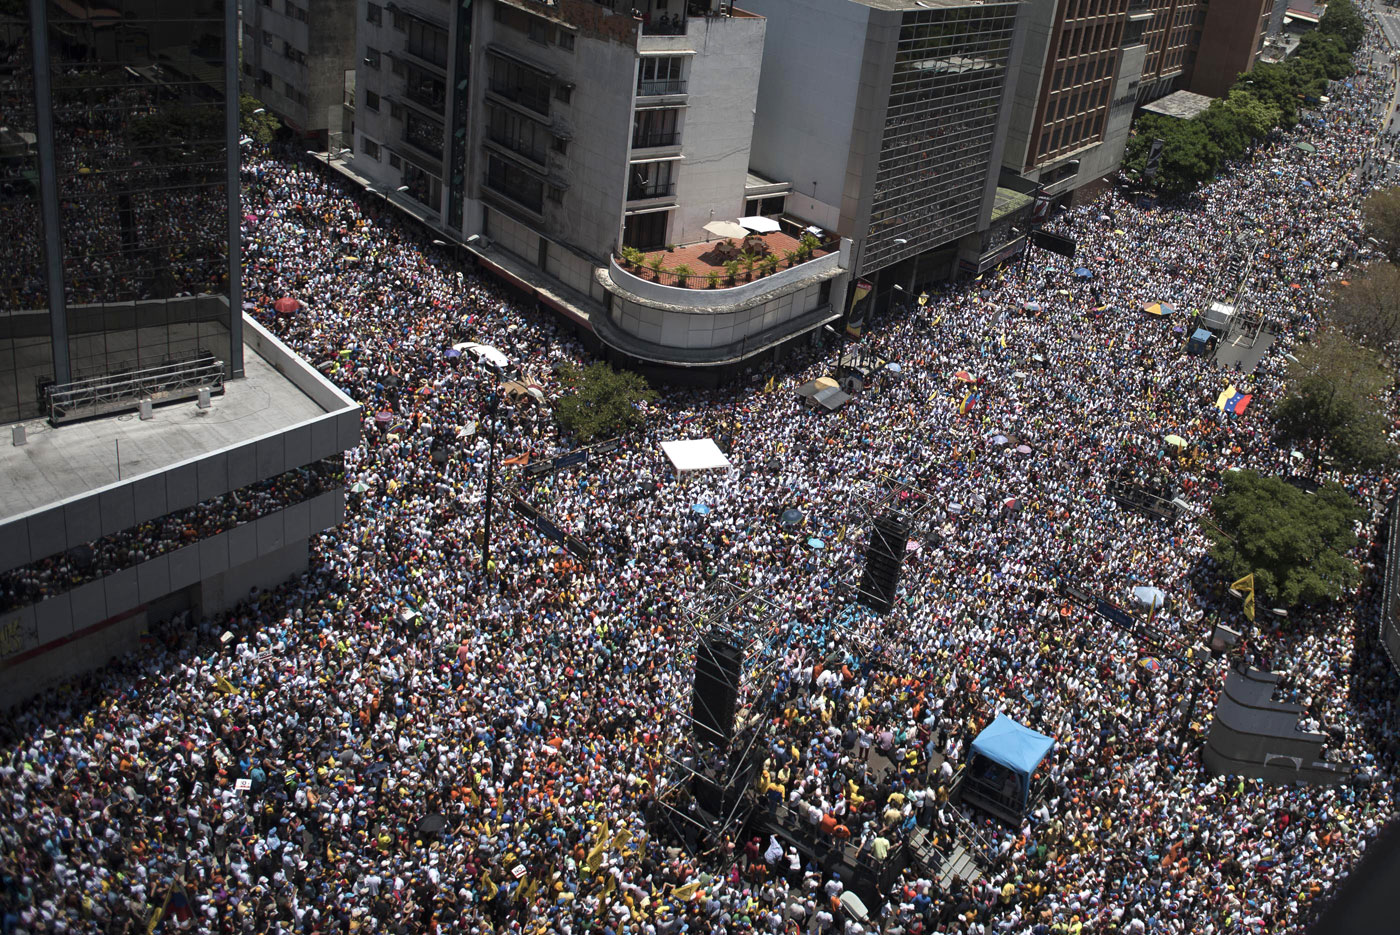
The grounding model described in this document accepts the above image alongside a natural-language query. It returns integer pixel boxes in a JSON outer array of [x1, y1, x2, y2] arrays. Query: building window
[[262, 30, 274, 48], [365, 89, 380, 112], [389, 152, 402, 169], [558, 31, 575, 52], [548, 185, 564, 204], [365, 47, 381, 69], [628, 161, 675, 200], [632, 108, 679, 148], [623, 211, 668, 250], [637, 57, 684, 95], [367, 2, 382, 24], [487, 105, 548, 163], [528, 18, 548, 44], [289, 4, 307, 22], [487, 54, 552, 115], [555, 83, 572, 104], [403, 111, 445, 156], [390, 101, 403, 120], [552, 136, 569, 155], [363, 137, 380, 159], [407, 17, 449, 68], [486, 154, 544, 213], [260, 69, 273, 87]]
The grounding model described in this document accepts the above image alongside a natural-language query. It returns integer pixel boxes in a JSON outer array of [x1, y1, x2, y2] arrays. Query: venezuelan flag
[[1215, 384, 1237, 411]]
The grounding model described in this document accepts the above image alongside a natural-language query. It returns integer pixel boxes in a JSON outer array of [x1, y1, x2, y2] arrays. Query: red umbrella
[[273, 297, 300, 314]]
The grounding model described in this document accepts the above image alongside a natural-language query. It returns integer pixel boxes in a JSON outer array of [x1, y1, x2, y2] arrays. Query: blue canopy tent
[[960, 715, 1055, 822], [1188, 328, 1214, 356]]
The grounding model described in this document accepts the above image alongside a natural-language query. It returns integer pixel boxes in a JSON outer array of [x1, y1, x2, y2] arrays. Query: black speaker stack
[[858, 512, 909, 614], [690, 635, 742, 747]]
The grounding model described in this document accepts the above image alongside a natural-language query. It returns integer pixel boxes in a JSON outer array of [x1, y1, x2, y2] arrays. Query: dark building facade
[[0, 0, 241, 426]]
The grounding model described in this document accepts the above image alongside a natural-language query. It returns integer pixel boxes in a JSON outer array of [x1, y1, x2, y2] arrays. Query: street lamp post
[[482, 380, 502, 579]]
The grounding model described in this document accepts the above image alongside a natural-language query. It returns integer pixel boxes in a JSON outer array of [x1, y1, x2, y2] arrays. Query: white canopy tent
[[661, 438, 732, 473], [453, 342, 510, 368]]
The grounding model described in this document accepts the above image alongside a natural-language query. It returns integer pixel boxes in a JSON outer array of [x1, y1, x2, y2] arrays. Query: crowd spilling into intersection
[[4, 11, 1400, 935]]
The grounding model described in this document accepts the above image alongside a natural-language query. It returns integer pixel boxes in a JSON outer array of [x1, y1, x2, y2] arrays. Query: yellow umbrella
[[813, 377, 839, 390], [1164, 434, 1187, 448]]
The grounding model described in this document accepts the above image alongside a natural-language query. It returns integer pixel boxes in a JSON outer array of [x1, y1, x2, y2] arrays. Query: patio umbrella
[[905, 539, 921, 552], [1132, 585, 1167, 609], [991, 434, 1009, 446], [1137, 657, 1162, 673], [1002, 496, 1018, 509], [813, 376, 839, 390], [445, 348, 462, 359], [374, 411, 393, 424], [885, 362, 902, 373], [1023, 301, 1042, 311], [1015, 444, 1032, 454], [703, 220, 749, 239], [780, 508, 805, 526], [691, 503, 711, 515], [954, 370, 975, 383], [273, 296, 300, 314], [1164, 434, 1188, 448], [738, 215, 781, 233]]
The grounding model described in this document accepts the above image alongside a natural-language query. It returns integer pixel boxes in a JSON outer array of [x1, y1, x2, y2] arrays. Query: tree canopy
[[1362, 186, 1400, 265], [240, 94, 283, 145], [1329, 261, 1400, 363], [1206, 471, 1364, 608], [553, 362, 657, 442], [1272, 330, 1396, 475], [1123, 0, 1360, 194]]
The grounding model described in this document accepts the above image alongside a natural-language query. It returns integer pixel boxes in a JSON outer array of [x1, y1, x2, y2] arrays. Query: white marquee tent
[[661, 438, 732, 474]]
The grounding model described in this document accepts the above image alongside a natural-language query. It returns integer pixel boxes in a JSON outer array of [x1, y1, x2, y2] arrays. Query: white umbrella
[[703, 220, 748, 239], [453, 342, 510, 368], [738, 215, 781, 234]]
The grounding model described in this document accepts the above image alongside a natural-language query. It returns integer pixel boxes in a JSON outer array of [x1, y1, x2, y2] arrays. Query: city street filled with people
[[5, 11, 1400, 935]]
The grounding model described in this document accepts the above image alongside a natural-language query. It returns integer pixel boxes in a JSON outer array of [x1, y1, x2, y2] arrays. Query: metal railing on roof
[[49, 353, 225, 425]]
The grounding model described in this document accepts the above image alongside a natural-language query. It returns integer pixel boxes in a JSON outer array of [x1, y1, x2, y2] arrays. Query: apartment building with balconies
[[241, 0, 357, 145]]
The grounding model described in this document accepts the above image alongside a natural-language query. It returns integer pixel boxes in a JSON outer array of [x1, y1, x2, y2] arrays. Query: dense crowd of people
[[4, 10, 1400, 935]]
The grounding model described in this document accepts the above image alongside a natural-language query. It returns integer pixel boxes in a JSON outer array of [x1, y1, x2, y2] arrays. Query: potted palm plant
[[673, 264, 693, 287], [723, 260, 740, 285], [707, 270, 720, 289], [648, 255, 664, 280], [760, 255, 780, 277], [620, 246, 644, 269]]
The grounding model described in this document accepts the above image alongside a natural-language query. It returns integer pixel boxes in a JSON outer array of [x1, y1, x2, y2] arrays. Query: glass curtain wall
[[0, 2, 51, 425], [47, 0, 233, 385]]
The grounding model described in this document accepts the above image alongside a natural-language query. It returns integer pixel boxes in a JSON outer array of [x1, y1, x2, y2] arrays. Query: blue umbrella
[[780, 508, 805, 526], [1073, 267, 1093, 279], [886, 362, 902, 373], [1132, 585, 1166, 609], [806, 537, 825, 550], [691, 503, 711, 515], [1023, 301, 1042, 312], [445, 348, 462, 359]]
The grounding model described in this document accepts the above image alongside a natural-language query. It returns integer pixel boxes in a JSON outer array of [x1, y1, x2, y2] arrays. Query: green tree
[[240, 94, 282, 144], [554, 362, 657, 442], [1317, 0, 1365, 53], [1330, 262, 1400, 363], [1273, 331, 1396, 475], [1219, 90, 1281, 142], [1362, 186, 1400, 264], [1206, 471, 1363, 608]]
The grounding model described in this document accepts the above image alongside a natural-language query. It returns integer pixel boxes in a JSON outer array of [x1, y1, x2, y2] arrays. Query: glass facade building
[[863, 2, 1018, 274], [0, 0, 240, 425]]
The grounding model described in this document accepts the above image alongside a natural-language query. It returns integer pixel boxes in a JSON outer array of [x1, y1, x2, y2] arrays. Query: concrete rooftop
[[0, 345, 328, 521], [1141, 90, 1215, 120]]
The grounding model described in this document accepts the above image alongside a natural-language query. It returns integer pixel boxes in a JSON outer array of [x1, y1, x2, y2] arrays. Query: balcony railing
[[627, 181, 675, 200], [637, 79, 686, 96], [405, 84, 446, 112], [641, 15, 687, 35], [632, 130, 680, 148]]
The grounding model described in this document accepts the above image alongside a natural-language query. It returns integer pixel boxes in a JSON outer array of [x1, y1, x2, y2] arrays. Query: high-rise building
[[1139, 0, 1204, 100], [239, 0, 359, 147], [1001, 0, 1149, 204], [746, 0, 1024, 298], [350, 0, 853, 383], [0, 0, 359, 705], [1188, 0, 1281, 98]]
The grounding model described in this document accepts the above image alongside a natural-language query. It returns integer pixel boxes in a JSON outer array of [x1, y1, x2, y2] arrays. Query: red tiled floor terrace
[[617, 227, 836, 289]]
